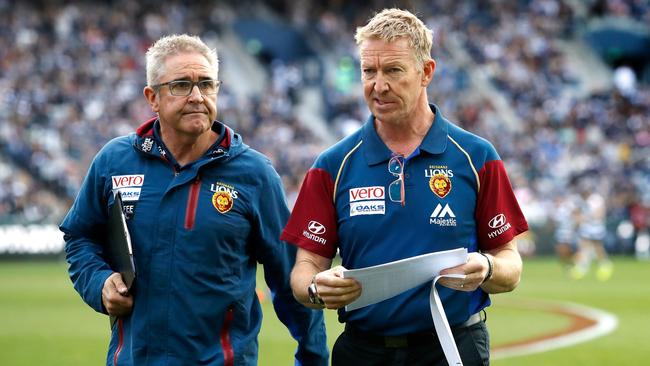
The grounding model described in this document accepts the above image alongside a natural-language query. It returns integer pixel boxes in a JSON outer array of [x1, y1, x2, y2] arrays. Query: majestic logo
[[212, 191, 234, 214], [487, 213, 511, 239], [308, 221, 326, 235], [430, 203, 457, 226], [429, 174, 452, 198], [303, 220, 327, 245], [349, 186, 385, 216], [111, 175, 145, 202]]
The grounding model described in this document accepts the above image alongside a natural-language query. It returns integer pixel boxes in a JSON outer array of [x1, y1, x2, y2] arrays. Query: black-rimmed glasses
[[152, 79, 222, 96], [388, 154, 405, 206]]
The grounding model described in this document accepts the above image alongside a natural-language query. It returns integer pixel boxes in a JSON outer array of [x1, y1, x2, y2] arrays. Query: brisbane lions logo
[[212, 191, 234, 213], [429, 174, 452, 198]]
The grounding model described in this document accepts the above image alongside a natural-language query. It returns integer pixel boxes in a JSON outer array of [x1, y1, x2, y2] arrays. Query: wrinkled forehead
[[163, 52, 216, 79], [359, 38, 415, 64]]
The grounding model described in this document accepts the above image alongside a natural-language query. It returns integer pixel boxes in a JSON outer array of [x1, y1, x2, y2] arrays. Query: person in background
[[281, 8, 528, 366], [571, 181, 613, 280], [60, 34, 328, 366], [553, 194, 579, 270]]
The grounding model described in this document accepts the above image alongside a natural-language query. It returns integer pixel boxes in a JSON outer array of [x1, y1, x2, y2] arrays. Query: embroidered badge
[[212, 191, 234, 213], [429, 174, 452, 198]]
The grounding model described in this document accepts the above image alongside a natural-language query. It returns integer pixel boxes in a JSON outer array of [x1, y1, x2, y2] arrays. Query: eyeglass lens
[[388, 157, 403, 175], [170, 80, 219, 96], [388, 179, 403, 203]]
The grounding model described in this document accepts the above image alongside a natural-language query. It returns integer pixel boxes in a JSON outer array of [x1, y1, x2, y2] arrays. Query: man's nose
[[374, 74, 389, 93], [187, 85, 204, 101]]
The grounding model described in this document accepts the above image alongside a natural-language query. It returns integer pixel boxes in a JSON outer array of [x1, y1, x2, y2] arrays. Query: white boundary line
[[492, 300, 618, 360]]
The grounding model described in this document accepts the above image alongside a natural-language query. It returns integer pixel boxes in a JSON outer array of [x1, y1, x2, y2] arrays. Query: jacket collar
[[133, 118, 242, 164], [135, 117, 236, 155]]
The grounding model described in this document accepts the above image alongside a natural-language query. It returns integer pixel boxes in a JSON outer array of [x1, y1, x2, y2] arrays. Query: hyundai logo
[[307, 221, 326, 235], [488, 214, 506, 229]]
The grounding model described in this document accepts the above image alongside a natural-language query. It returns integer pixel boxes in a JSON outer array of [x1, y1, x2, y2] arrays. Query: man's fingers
[[103, 273, 134, 316], [110, 273, 129, 295]]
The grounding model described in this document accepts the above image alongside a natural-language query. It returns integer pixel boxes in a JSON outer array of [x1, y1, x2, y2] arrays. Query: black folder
[[105, 191, 136, 328]]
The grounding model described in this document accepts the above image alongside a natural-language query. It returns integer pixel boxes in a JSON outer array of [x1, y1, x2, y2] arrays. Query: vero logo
[[112, 174, 145, 188], [349, 186, 385, 202]]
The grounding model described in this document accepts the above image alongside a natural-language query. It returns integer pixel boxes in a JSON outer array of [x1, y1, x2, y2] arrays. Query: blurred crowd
[[588, 0, 650, 21], [0, 0, 328, 223], [0, 0, 648, 255]]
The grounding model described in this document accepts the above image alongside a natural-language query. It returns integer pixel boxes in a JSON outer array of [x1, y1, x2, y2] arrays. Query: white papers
[[341, 248, 469, 366], [431, 274, 466, 366], [342, 248, 467, 311]]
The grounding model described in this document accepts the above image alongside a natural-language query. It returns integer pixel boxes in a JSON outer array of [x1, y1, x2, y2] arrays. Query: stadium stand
[[0, 0, 648, 256]]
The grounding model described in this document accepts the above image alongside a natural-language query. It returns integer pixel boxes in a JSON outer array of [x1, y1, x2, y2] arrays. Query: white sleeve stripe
[[333, 140, 364, 203], [447, 136, 480, 192]]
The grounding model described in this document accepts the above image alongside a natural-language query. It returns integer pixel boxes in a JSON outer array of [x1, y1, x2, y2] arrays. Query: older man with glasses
[[60, 34, 328, 366], [282, 9, 528, 366]]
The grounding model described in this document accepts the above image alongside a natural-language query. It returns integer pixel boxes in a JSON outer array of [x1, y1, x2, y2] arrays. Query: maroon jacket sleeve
[[475, 160, 528, 250], [281, 168, 339, 258]]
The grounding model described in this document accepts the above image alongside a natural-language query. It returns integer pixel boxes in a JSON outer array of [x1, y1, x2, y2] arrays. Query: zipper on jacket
[[220, 307, 235, 366], [113, 318, 125, 366], [184, 178, 201, 230]]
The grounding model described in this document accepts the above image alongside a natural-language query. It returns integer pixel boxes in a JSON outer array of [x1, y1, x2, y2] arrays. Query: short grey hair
[[355, 8, 433, 68], [145, 34, 219, 86]]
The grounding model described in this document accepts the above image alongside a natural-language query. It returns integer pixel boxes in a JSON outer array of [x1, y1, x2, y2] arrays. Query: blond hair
[[354, 8, 433, 68], [145, 34, 219, 86]]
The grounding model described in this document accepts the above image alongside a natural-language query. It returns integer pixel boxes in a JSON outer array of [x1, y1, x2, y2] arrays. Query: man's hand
[[438, 252, 489, 291], [313, 266, 362, 309], [102, 272, 133, 316], [438, 239, 522, 293]]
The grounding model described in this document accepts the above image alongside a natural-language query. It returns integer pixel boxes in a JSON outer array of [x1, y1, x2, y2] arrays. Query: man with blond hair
[[61, 34, 328, 366], [282, 9, 527, 365]]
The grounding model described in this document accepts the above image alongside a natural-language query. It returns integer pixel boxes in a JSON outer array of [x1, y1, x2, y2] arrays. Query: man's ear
[[143, 86, 159, 113], [421, 58, 436, 87]]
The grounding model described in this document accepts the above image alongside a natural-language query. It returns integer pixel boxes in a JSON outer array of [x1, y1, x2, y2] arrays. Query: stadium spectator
[[0, 0, 648, 258], [282, 9, 527, 365], [59, 34, 328, 366]]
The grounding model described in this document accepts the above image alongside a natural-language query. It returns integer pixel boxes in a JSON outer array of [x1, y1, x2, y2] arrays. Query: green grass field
[[0, 257, 648, 365]]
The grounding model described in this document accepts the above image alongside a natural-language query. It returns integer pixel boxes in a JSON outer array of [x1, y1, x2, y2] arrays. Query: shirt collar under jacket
[[361, 103, 450, 166]]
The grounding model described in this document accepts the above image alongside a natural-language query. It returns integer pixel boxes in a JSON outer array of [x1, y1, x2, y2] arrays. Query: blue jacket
[[60, 118, 328, 366]]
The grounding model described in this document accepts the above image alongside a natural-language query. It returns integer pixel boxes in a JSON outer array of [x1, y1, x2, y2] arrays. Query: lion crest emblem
[[429, 174, 452, 198], [212, 191, 234, 213]]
